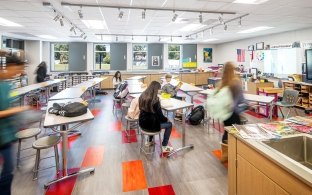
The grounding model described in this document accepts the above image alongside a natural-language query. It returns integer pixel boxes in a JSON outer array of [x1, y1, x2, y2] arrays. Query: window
[[51, 43, 69, 71], [94, 44, 110, 70], [133, 44, 148, 70], [168, 44, 182, 69]]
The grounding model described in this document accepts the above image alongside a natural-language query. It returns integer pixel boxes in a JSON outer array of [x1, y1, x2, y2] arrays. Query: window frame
[[132, 43, 148, 70], [168, 44, 182, 69], [93, 43, 111, 71], [50, 42, 69, 72]]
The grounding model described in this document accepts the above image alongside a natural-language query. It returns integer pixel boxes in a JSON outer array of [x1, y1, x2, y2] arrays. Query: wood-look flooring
[[10, 91, 300, 195]]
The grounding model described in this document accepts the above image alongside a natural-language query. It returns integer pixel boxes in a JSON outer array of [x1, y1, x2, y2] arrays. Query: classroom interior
[[1, 0, 312, 194]]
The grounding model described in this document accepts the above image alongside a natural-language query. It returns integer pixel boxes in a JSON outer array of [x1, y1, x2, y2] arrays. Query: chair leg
[[278, 106, 284, 118], [33, 149, 40, 180], [54, 146, 60, 175], [17, 139, 21, 167], [159, 134, 163, 156], [140, 134, 144, 153], [285, 108, 291, 119], [294, 107, 299, 116]]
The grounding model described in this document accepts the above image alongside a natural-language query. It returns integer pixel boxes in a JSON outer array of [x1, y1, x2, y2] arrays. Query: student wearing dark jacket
[[139, 81, 173, 153], [35, 61, 47, 83]]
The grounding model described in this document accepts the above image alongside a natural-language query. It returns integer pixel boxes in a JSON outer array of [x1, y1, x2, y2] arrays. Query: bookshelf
[[283, 81, 312, 109]]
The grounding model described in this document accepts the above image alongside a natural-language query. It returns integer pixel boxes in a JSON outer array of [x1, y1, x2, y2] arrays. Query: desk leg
[[167, 107, 194, 158], [269, 102, 273, 121], [44, 124, 94, 189]]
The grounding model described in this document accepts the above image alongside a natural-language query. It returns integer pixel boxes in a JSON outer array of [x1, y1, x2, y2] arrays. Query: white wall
[[42, 41, 50, 73], [215, 27, 312, 67], [25, 40, 42, 84], [197, 44, 216, 69]]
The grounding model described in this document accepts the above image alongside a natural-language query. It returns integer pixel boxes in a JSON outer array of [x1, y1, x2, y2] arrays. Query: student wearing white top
[[112, 71, 122, 88]]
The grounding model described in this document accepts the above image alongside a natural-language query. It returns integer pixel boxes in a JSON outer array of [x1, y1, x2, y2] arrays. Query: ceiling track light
[[118, 8, 124, 20], [80, 32, 85, 37], [132, 35, 134, 41], [53, 14, 60, 21], [142, 9, 146, 20], [218, 14, 224, 25], [172, 11, 178, 22], [171, 36, 173, 42], [78, 9, 83, 19], [83, 35, 87, 40], [224, 24, 227, 31], [59, 16, 64, 26], [238, 17, 242, 27], [199, 12, 203, 23]]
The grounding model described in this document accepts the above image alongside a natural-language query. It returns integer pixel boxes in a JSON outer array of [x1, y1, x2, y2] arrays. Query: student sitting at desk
[[162, 74, 183, 121], [112, 71, 122, 88], [139, 81, 174, 153]]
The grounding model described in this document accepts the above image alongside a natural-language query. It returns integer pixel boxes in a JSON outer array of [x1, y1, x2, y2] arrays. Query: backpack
[[48, 102, 88, 117], [187, 105, 205, 125], [206, 87, 234, 121], [113, 81, 129, 99]]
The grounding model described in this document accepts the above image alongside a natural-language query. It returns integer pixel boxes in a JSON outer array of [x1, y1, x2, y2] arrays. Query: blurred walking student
[[0, 50, 29, 195], [35, 61, 48, 83], [139, 81, 174, 153], [218, 62, 245, 162], [112, 71, 122, 88]]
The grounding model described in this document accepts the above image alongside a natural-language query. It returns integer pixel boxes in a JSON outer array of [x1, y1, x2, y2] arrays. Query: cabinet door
[[237, 155, 289, 195], [181, 73, 195, 84]]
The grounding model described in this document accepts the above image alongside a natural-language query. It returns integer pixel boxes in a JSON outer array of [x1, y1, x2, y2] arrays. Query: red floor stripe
[[122, 130, 138, 143], [45, 168, 80, 195], [212, 121, 224, 133], [171, 127, 181, 138], [212, 150, 228, 168], [110, 121, 122, 131], [58, 134, 80, 150], [148, 185, 175, 195], [122, 160, 148, 192], [245, 110, 265, 119], [193, 99, 203, 104], [81, 146, 104, 168]]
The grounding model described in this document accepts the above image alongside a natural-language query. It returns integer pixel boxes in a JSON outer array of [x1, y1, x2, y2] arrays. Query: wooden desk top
[[258, 87, 283, 94]]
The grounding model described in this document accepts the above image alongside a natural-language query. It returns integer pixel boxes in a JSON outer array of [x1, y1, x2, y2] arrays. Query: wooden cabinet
[[237, 155, 289, 195], [246, 82, 274, 94], [228, 134, 312, 195], [100, 75, 113, 89], [180, 73, 196, 84], [195, 72, 214, 85]]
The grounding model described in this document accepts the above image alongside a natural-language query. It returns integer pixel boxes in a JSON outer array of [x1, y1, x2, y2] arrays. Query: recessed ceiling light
[[238, 26, 274, 33], [233, 0, 269, 4], [203, 38, 219, 42], [0, 17, 22, 27], [37, 35, 57, 39], [82, 20, 106, 29], [179, 24, 206, 32]]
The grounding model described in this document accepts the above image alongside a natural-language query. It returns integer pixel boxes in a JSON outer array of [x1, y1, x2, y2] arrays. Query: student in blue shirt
[[0, 52, 29, 195]]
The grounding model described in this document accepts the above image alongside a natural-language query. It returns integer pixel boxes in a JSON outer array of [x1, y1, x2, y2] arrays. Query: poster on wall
[[203, 48, 213, 63], [237, 49, 245, 62], [152, 56, 159, 66]]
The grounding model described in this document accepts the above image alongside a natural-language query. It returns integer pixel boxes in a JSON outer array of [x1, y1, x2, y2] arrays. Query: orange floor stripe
[[212, 150, 228, 168], [58, 134, 80, 150], [110, 121, 122, 131], [91, 109, 101, 117], [170, 127, 181, 138], [81, 146, 104, 168], [122, 160, 148, 192]]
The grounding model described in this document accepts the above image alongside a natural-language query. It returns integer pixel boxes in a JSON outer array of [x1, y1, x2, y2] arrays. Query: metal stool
[[32, 136, 61, 180], [112, 98, 122, 112], [140, 128, 163, 155], [240, 116, 248, 125], [121, 103, 131, 119], [124, 116, 139, 137], [15, 128, 41, 167]]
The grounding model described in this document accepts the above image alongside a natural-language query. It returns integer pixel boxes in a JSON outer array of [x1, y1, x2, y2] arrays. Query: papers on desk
[[160, 98, 174, 108], [233, 124, 278, 140]]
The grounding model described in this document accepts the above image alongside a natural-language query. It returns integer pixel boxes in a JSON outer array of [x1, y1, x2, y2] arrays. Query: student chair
[[275, 89, 299, 118]]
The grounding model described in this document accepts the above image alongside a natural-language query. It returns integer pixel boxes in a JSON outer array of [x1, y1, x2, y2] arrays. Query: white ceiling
[[0, 0, 312, 44]]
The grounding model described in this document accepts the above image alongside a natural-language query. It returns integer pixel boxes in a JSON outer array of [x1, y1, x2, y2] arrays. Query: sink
[[262, 135, 312, 170]]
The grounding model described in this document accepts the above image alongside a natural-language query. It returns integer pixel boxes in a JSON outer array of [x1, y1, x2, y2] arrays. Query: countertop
[[227, 127, 312, 188]]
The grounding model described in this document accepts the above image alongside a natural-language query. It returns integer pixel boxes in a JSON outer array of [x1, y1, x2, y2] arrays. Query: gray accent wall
[[148, 43, 163, 70], [69, 42, 87, 71], [183, 44, 197, 62], [110, 43, 127, 70]]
